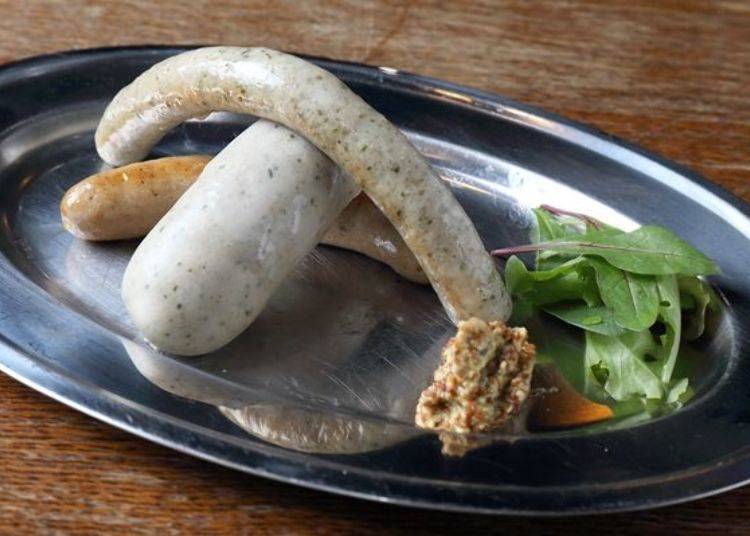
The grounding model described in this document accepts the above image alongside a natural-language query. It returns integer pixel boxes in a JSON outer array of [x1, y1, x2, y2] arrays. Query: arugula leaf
[[584, 330, 664, 401], [579, 276, 682, 401], [504, 255, 526, 294], [537, 205, 625, 235], [506, 255, 586, 286], [580, 267, 602, 307], [533, 208, 578, 270], [504, 206, 718, 418], [533, 207, 569, 242], [594, 226, 719, 275], [522, 314, 588, 395], [665, 378, 690, 405], [504, 255, 594, 305], [678, 276, 714, 341], [587, 257, 660, 331], [543, 302, 625, 336], [494, 225, 719, 276], [650, 275, 682, 383]]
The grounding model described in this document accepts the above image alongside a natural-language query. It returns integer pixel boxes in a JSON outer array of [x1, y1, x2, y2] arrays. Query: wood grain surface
[[1, 0, 749, 533]]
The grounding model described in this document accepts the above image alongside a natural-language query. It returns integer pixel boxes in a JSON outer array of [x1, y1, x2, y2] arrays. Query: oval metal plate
[[1, 47, 749, 515]]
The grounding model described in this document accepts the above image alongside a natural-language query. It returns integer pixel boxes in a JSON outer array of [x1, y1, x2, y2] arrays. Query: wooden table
[[1, 0, 749, 533]]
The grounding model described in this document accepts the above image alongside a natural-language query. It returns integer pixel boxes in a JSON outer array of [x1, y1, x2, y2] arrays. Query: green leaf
[[522, 315, 587, 394], [533, 209, 577, 270], [507, 255, 586, 286], [581, 276, 683, 402], [509, 208, 702, 415], [580, 226, 626, 240], [508, 295, 535, 323], [502, 226, 719, 276], [665, 377, 689, 405], [678, 276, 713, 341], [587, 257, 659, 331], [579, 267, 601, 307], [533, 207, 569, 242], [504, 255, 527, 294], [590, 361, 610, 385], [505, 255, 592, 305], [650, 275, 682, 383], [544, 301, 625, 336], [584, 330, 664, 401], [599, 226, 719, 275]]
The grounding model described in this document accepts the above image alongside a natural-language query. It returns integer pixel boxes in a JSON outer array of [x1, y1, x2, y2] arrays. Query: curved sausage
[[60, 157, 428, 284], [122, 120, 359, 355], [96, 46, 510, 324]]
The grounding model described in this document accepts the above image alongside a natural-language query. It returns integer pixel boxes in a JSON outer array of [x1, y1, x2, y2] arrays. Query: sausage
[[96, 46, 511, 324], [121, 120, 359, 355], [121, 250, 431, 453], [61, 155, 211, 240], [322, 193, 428, 284], [60, 156, 428, 284]]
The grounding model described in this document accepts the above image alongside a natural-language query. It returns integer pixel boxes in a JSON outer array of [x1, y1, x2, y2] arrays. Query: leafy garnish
[[678, 276, 715, 341], [652, 275, 682, 383], [539, 204, 604, 230], [532, 207, 582, 270], [584, 330, 664, 401], [505, 256, 595, 308], [501, 206, 717, 415], [544, 302, 624, 336], [493, 225, 719, 276], [533, 207, 570, 242], [587, 257, 659, 332]]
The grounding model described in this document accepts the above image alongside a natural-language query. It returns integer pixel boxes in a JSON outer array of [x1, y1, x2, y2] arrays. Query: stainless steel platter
[[1, 46, 749, 515]]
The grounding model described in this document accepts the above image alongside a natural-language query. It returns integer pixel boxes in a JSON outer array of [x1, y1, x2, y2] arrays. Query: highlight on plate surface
[[59, 46, 720, 456]]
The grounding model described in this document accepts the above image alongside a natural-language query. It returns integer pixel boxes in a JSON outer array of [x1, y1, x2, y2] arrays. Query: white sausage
[[60, 159, 429, 284], [122, 120, 359, 355], [96, 46, 511, 324]]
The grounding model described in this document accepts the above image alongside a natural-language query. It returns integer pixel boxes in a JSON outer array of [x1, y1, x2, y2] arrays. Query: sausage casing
[[96, 47, 511, 324], [122, 120, 358, 355]]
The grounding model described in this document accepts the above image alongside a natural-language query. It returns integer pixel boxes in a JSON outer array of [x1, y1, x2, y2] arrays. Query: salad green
[[494, 207, 717, 416]]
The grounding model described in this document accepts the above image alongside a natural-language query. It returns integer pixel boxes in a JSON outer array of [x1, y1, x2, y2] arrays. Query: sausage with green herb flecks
[[121, 120, 359, 355], [96, 46, 511, 324]]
